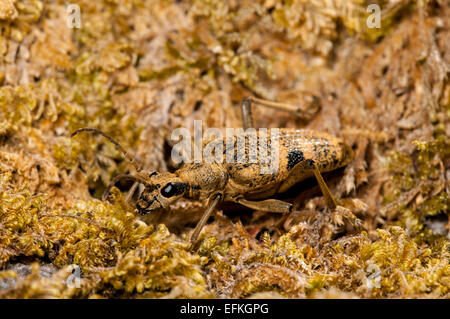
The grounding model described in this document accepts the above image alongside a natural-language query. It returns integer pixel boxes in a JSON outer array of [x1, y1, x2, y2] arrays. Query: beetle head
[[136, 171, 188, 215]]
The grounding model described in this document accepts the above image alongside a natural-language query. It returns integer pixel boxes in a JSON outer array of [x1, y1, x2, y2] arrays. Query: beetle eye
[[161, 183, 174, 197], [161, 182, 186, 198]]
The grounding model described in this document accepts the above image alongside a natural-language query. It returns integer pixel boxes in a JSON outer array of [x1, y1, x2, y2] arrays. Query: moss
[[386, 121, 449, 240], [0, 0, 449, 299]]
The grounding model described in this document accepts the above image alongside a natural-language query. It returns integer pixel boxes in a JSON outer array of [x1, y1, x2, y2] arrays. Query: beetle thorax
[[177, 163, 228, 200]]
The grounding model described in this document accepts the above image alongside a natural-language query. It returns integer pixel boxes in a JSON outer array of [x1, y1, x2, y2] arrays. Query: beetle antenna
[[102, 174, 152, 201], [71, 128, 144, 173]]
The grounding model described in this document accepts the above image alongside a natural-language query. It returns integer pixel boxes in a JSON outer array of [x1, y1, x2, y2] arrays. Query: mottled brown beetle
[[72, 97, 353, 244]]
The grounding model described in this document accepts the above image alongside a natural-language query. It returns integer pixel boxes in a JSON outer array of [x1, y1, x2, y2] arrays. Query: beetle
[[71, 96, 353, 244]]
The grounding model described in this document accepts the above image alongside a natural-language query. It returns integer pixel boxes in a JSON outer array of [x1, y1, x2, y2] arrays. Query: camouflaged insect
[[72, 97, 353, 243]]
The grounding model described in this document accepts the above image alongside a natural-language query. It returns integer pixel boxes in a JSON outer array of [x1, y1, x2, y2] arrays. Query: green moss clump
[[385, 126, 449, 240], [0, 189, 209, 298]]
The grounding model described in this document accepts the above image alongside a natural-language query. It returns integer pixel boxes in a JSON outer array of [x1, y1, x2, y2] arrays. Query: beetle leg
[[240, 96, 320, 129], [102, 174, 151, 201], [190, 193, 223, 244], [125, 181, 140, 202], [279, 159, 337, 209], [234, 197, 292, 214], [236, 197, 293, 236], [311, 161, 338, 210]]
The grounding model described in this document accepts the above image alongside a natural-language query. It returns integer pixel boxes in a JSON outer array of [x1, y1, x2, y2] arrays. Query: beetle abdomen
[[220, 128, 351, 198], [279, 129, 352, 173]]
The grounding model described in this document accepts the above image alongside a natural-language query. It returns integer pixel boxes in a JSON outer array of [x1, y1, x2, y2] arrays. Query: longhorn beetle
[[71, 97, 354, 244]]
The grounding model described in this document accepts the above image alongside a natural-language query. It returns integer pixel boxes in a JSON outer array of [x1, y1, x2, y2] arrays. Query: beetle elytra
[[72, 96, 354, 244]]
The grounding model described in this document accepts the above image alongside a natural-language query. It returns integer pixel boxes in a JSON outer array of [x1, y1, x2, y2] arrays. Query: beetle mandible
[[71, 97, 353, 244]]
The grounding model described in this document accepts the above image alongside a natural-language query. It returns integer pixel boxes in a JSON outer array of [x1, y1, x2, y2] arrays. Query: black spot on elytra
[[287, 149, 304, 170]]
